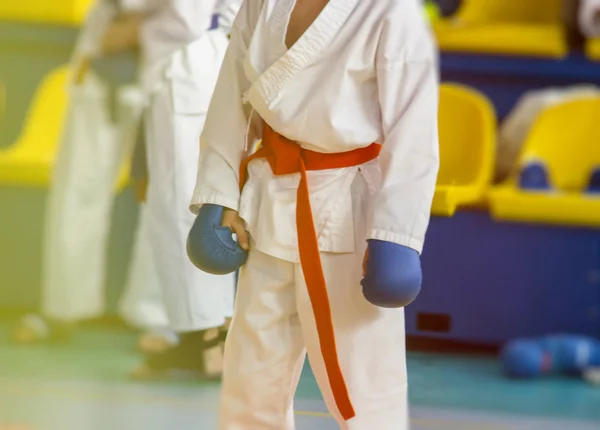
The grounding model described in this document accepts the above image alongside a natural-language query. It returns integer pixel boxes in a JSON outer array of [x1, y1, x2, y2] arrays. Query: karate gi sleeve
[[579, 0, 600, 37], [119, 0, 162, 12], [144, 0, 221, 46], [217, 0, 245, 34], [369, 3, 440, 254], [189, 0, 262, 214], [70, 0, 160, 83], [70, 0, 119, 67]]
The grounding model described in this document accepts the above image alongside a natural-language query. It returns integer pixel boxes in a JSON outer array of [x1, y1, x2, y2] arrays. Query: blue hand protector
[[361, 239, 422, 308], [186, 205, 248, 275]]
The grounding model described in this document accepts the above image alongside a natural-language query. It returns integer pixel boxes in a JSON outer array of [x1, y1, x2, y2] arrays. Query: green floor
[[1, 325, 599, 429]]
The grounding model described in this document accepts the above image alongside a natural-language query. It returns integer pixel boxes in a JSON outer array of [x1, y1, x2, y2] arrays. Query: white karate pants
[[220, 176, 409, 430], [143, 76, 235, 333], [118, 203, 170, 329], [42, 76, 167, 329]]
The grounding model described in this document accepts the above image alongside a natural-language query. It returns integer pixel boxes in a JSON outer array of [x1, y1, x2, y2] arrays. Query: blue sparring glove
[[186, 205, 248, 275], [361, 239, 422, 308]]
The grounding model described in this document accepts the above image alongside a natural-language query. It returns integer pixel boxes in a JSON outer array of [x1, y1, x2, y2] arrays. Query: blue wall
[[407, 212, 600, 345]]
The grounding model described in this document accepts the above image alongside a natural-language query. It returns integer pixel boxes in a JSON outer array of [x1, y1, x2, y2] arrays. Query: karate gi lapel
[[244, 0, 360, 118]]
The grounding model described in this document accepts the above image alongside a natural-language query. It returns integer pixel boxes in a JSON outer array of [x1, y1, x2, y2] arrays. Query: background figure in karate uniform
[[11, 0, 174, 353], [130, 0, 243, 379], [188, 0, 439, 428], [579, 0, 600, 37]]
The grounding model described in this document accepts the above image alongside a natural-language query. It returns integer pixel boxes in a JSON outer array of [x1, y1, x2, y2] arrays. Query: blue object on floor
[[502, 335, 600, 379], [501, 340, 547, 378]]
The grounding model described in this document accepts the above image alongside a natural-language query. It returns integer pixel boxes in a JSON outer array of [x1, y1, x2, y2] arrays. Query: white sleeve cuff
[[189, 194, 240, 215], [367, 229, 424, 255]]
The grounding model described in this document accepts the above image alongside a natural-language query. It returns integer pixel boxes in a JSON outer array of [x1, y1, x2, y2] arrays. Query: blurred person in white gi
[[129, 0, 243, 379], [12, 0, 243, 377], [189, 0, 439, 428], [11, 0, 174, 354]]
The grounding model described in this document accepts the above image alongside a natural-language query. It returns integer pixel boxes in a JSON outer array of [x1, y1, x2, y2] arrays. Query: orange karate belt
[[239, 125, 381, 421]]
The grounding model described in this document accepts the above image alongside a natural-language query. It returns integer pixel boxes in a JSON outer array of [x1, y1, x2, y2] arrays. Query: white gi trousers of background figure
[[42, 0, 167, 329], [140, 0, 241, 332], [191, 0, 440, 429]]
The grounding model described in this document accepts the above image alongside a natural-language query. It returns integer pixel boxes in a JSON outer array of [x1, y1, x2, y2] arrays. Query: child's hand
[[101, 14, 143, 55], [188, 205, 248, 274], [221, 208, 249, 251]]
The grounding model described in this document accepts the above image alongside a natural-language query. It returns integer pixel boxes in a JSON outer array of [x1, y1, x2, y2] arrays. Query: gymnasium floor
[[1, 325, 599, 430]]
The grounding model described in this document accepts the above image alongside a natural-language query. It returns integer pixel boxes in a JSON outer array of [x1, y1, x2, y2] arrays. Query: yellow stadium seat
[[456, 0, 564, 23], [432, 84, 496, 216], [0, 68, 69, 187], [489, 98, 600, 228], [433, 0, 569, 58], [0, 0, 94, 25], [0, 67, 129, 190], [586, 38, 600, 61]]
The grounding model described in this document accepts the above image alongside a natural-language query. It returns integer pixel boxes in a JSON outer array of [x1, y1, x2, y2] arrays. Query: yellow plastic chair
[[489, 98, 600, 228], [433, 0, 569, 58], [0, 68, 69, 186], [432, 84, 497, 216], [0, 0, 94, 25], [0, 67, 130, 190], [586, 38, 600, 61]]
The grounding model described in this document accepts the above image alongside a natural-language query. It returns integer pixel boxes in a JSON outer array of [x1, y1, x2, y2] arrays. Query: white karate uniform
[[42, 0, 165, 327], [580, 0, 600, 37], [141, 0, 242, 332], [191, 0, 439, 428]]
